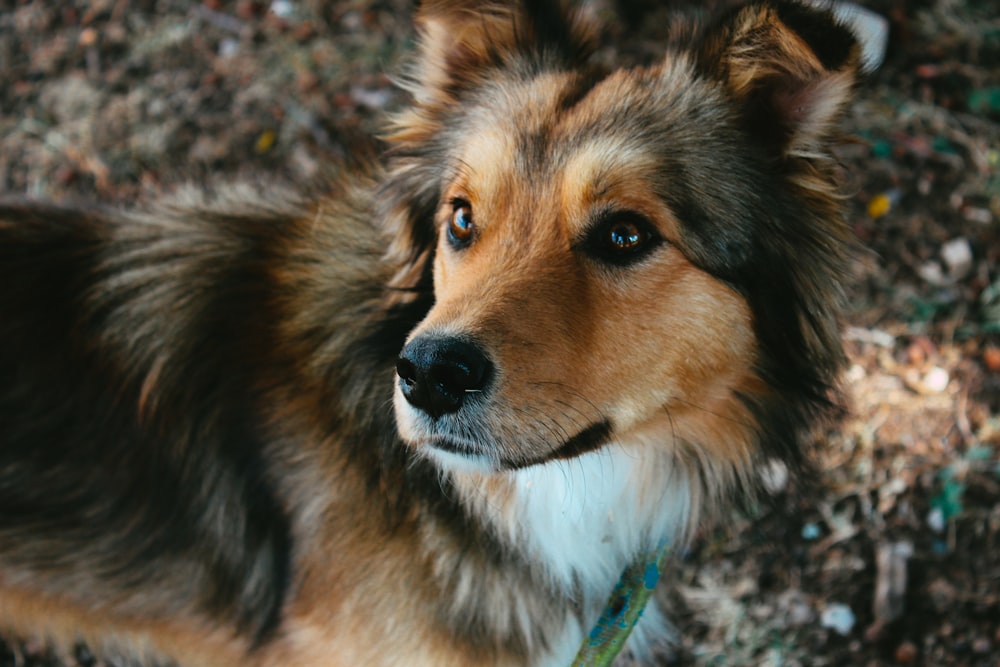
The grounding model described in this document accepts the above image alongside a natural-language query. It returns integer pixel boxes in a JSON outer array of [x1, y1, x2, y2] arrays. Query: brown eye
[[582, 211, 662, 266], [607, 221, 644, 252], [447, 200, 474, 248]]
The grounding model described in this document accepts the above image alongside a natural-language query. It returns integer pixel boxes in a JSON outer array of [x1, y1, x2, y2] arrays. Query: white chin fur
[[419, 442, 498, 474]]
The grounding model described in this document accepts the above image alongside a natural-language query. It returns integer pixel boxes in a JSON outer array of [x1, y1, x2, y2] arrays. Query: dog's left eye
[[583, 212, 662, 266], [447, 200, 475, 249]]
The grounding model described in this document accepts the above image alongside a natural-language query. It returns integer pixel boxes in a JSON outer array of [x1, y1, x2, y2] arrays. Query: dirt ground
[[1, 1, 998, 665]]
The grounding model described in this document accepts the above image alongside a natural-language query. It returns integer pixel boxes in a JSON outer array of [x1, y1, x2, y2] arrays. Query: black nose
[[396, 336, 493, 419]]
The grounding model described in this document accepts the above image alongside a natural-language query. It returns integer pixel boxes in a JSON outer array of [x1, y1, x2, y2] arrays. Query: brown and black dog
[[0, 2, 862, 665]]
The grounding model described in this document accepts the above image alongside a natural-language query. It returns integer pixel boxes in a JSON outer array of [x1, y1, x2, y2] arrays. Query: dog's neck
[[439, 442, 695, 663], [453, 446, 690, 590]]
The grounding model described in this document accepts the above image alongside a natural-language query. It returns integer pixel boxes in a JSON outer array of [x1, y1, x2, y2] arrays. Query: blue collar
[[570, 544, 672, 666]]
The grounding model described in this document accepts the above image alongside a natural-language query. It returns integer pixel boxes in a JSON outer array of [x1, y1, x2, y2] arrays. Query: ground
[[0, 1, 998, 665]]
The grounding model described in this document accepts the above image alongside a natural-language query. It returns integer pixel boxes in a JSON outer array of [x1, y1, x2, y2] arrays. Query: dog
[[0, 1, 862, 665]]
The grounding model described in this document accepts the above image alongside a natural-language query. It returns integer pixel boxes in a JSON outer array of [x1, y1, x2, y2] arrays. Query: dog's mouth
[[393, 333, 618, 471], [417, 419, 614, 471]]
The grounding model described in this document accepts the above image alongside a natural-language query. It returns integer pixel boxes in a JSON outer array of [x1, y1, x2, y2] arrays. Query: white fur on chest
[[447, 442, 693, 664], [506, 446, 689, 592]]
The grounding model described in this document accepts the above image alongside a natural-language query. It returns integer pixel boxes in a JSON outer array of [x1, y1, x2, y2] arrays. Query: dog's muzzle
[[396, 335, 494, 420]]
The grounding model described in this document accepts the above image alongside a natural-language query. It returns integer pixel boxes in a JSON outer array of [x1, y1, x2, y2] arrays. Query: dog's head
[[382, 0, 861, 478]]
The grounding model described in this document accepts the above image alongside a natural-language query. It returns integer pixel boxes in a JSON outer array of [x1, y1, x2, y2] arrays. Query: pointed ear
[[698, 1, 862, 158], [380, 2, 594, 279], [405, 1, 595, 107]]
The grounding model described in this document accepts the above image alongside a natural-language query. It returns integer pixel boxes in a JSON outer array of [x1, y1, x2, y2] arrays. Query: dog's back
[[0, 191, 304, 662]]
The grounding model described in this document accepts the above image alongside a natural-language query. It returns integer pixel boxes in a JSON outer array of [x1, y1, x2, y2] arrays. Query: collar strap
[[570, 544, 672, 666]]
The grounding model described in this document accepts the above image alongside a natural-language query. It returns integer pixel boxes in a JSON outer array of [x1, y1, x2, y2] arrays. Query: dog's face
[[394, 67, 760, 471], [389, 1, 860, 474]]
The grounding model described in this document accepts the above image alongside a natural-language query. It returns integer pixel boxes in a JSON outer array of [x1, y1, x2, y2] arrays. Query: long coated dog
[[0, 1, 862, 665]]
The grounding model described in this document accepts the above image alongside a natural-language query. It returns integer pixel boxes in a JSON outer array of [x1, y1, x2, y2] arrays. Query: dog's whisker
[[664, 396, 756, 430]]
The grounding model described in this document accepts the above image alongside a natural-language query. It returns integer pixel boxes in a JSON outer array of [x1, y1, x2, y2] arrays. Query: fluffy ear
[[698, 1, 862, 158], [379, 1, 594, 280], [405, 1, 595, 107]]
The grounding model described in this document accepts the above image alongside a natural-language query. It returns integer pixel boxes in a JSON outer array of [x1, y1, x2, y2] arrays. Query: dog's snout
[[396, 336, 493, 419]]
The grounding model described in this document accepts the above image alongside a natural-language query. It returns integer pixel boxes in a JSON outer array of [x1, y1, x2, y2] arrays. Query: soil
[[1, 1, 998, 665]]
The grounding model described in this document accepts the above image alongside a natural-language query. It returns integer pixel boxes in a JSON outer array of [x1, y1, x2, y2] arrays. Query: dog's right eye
[[447, 200, 475, 249]]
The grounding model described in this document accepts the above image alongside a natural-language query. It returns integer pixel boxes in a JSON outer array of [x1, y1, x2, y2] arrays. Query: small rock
[[927, 506, 946, 533], [917, 261, 947, 286], [79, 27, 99, 47], [906, 366, 951, 396], [845, 364, 866, 383], [972, 637, 991, 654], [269, 0, 294, 18], [963, 207, 993, 224], [921, 366, 950, 393], [940, 237, 973, 280], [905, 366, 951, 396], [218, 37, 240, 58], [984, 346, 1000, 373], [895, 640, 919, 663], [820, 603, 856, 636]]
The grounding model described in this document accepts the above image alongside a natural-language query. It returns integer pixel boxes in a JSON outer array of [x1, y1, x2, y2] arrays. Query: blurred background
[[0, 1, 997, 664]]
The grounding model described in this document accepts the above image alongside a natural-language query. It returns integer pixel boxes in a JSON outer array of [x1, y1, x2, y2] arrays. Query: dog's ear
[[379, 2, 594, 281], [690, 2, 864, 407], [388, 1, 595, 148], [405, 1, 595, 108], [697, 1, 862, 158]]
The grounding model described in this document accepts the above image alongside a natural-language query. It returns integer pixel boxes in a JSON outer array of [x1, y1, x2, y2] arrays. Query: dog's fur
[[0, 2, 861, 665]]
